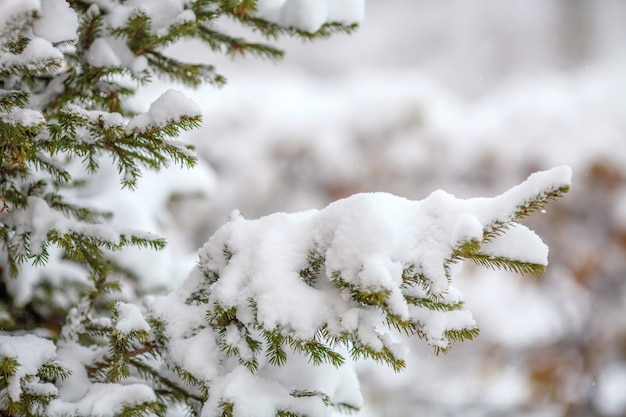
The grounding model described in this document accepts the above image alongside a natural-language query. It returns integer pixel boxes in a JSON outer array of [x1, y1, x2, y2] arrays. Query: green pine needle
[[466, 253, 546, 276]]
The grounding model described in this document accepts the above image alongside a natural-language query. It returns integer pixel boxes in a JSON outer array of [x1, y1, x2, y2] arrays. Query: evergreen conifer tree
[[0, 1, 570, 416]]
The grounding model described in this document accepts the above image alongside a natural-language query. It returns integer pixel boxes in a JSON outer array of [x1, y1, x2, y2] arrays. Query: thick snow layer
[[255, 0, 364, 32], [201, 366, 318, 417], [47, 383, 157, 417], [0, 108, 45, 126], [0, 334, 57, 401], [481, 222, 549, 265], [101, 0, 197, 36], [87, 38, 122, 68], [33, 0, 79, 43], [128, 89, 202, 131], [198, 166, 568, 341], [115, 302, 150, 333], [0, 0, 39, 38], [0, 37, 62, 67]]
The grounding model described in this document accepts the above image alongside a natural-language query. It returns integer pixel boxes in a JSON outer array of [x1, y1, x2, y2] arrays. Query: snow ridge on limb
[[151, 166, 571, 417]]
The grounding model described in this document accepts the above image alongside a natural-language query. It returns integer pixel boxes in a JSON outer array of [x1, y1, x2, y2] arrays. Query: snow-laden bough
[[149, 166, 571, 417]]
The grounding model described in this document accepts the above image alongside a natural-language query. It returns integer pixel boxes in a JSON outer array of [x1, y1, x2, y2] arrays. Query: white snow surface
[[47, 383, 157, 417], [0, 108, 45, 127], [105, 0, 193, 35], [87, 38, 122, 68], [32, 0, 79, 43], [481, 222, 549, 265], [0, 334, 57, 401], [0, 36, 62, 67], [255, 0, 364, 32], [114, 302, 150, 333], [0, 0, 39, 38], [128, 89, 202, 131]]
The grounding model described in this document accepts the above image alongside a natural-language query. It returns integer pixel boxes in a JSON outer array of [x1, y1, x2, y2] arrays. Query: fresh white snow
[[0, 334, 57, 401], [255, 0, 365, 32], [128, 89, 202, 131], [114, 302, 151, 333], [32, 0, 79, 43]]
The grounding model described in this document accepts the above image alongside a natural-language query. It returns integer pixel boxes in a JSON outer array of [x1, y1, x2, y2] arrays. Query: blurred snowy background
[[117, 0, 626, 416]]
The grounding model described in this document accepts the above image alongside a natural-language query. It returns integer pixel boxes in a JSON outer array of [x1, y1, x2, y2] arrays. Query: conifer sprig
[[483, 182, 571, 243], [464, 253, 546, 275]]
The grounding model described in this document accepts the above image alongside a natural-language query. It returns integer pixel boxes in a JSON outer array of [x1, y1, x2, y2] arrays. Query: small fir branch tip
[[4, 34, 30, 55], [290, 388, 360, 414], [219, 401, 234, 417], [147, 316, 170, 345], [118, 401, 162, 417], [227, 11, 359, 41], [298, 249, 324, 287], [44, 192, 111, 223], [452, 239, 482, 258], [197, 26, 284, 60], [217, 326, 260, 372], [466, 253, 546, 276], [1, 397, 21, 417], [383, 311, 416, 335], [317, 327, 351, 348], [333, 402, 360, 414], [33, 156, 71, 185], [0, 357, 19, 379], [350, 340, 405, 372], [0, 89, 29, 112], [404, 296, 465, 312], [481, 183, 570, 244], [333, 274, 391, 307], [196, 265, 220, 287], [305, 22, 361, 39], [401, 264, 429, 290], [264, 330, 287, 367], [432, 327, 481, 356], [276, 412, 303, 417], [353, 288, 391, 307], [144, 51, 226, 87], [512, 185, 571, 222], [38, 361, 71, 383], [77, 5, 104, 50], [481, 220, 511, 244], [0, 58, 63, 79], [287, 337, 345, 367], [186, 289, 210, 305], [290, 389, 330, 406], [173, 366, 209, 397], [207, 304, 238, 327], [222, 245, 234, 263], [444, 327, 480, 344]]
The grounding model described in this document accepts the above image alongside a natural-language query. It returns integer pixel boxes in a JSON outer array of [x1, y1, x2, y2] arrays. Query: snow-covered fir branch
[[0, 1, 574, 417]]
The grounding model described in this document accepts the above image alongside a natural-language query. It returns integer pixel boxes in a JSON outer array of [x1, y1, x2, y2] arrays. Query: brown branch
[[86, 342, 157, 377]]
